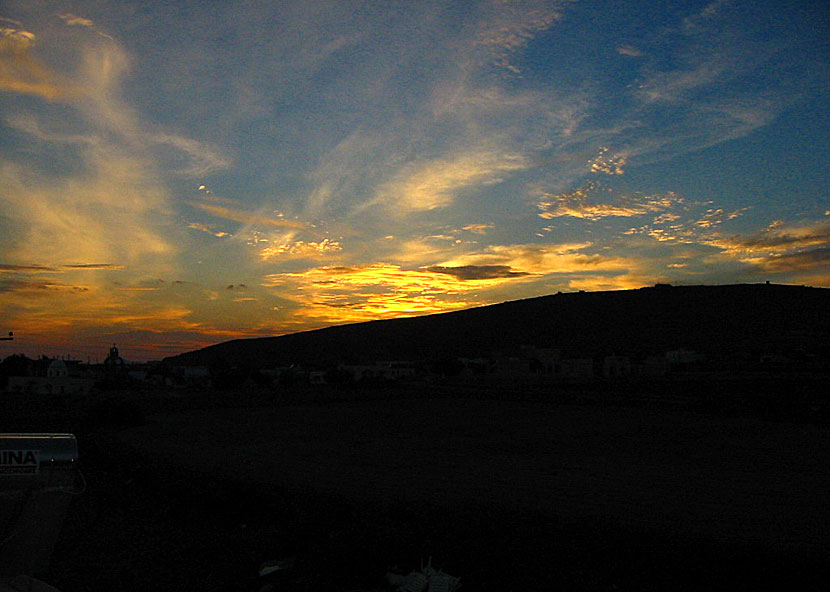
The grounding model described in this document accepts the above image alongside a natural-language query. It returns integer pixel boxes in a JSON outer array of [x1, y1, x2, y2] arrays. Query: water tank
[[0, 434, 81, 577]]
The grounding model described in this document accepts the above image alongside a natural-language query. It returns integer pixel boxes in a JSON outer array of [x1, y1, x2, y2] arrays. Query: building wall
[[6, 376, 94, 395]]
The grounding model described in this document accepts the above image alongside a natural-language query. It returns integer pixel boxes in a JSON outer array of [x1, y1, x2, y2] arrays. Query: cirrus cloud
[[0, 26, 72, 99], [374, 151, 529, 211]]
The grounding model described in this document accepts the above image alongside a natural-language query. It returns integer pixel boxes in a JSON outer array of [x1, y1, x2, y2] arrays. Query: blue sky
[[1, 0, 828, 360]]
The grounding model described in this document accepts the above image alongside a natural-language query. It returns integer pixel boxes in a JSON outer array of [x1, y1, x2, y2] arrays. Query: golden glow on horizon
[[567, 275, 654, 292], [261, 263, 518, 324], [1, 2, 827, 361]]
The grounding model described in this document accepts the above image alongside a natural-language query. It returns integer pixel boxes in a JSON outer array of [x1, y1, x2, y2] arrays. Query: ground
[[118, 397, 830, 555], [10, 383, 829, 591]]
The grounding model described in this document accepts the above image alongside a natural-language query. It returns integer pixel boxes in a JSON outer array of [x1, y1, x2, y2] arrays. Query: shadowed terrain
[[166, 284, 830, 367], [118, 399, 830, 554], [0, 381, 821, 591], [5, 283, 828, 590]]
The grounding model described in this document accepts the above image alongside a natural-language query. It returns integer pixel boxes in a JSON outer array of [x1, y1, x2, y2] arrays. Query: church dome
[[47, 359, 68, 378]]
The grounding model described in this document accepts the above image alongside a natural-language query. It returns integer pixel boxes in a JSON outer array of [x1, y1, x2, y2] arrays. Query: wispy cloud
[[538, 184, 683, 221], [462, 223, 494, 235], [740, 246, 830, 273], [188, 222, 231, 238], [0, 17, 194, 352], [681, 0, 731, 34], [375, 151, 529, 211], [0, 27, 72, 99], [190, 202, 309, 231], [61, 263, 124, 270], [700, 220, 830, 281], [694, 207, 748, 228], [260, 238, 342, 261], [0, 264, 56, 273], [708, 220, 830, 254], [148, 133, 230, 177], [0, 278, 89, 294], [615, 215, 830, 284], [1, 1, 824, 357], [58, 14, 95, 28], [617, 45, 643, 57], [474, 1, 562, 73], [621, 203, 751, 244], [438, 242, 630, 276]]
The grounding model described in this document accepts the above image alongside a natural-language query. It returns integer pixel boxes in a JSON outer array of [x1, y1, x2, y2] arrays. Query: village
[[1, 339, 817, 397]]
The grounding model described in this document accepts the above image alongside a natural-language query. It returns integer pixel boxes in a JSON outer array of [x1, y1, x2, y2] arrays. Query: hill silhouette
[[165, 283, 830, 368]]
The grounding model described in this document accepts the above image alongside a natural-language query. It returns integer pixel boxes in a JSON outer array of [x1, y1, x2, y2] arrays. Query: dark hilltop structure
[[166, 283, 830, 370]]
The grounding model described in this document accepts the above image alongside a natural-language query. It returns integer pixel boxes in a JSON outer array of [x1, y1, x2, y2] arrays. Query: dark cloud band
[[426, 265, 530, 280]]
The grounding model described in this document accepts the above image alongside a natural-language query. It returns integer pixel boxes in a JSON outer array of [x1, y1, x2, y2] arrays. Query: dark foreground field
[[119, 398, 830, 551], [11, 384, 828, 591]]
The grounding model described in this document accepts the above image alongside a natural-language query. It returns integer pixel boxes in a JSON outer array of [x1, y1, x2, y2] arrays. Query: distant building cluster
[[0, 345, 156, 394], [0, 332, 821, 395], [145, 339, 817, 391], [5, 358, 96, 395]]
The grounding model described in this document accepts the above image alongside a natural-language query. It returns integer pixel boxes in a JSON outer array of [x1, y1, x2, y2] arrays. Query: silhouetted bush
[[0, 353, 34, 389]]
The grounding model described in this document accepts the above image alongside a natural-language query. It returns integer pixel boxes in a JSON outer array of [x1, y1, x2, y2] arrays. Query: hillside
[[165, 283, 830, 368]]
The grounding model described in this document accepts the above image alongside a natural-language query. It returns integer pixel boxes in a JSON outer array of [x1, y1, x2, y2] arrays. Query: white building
[[602, 355, 632, 378], [6, 360, 95, 395], [341, 361, 416, 382]]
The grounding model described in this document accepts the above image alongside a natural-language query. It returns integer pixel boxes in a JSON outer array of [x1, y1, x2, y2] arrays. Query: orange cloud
[[261, 263, 520, 325], [589, 147, 627, 175], [59, 14, 95, 27], [462, 223, 494, 234], [740, 247, 830, 273], [567, 274, 654, 292], [538, 185, 682, 221], [0, 27, 73, 99], [440, 243, 629, 275], [259, 241, 641, 327], [708, 220, 830, 254], [260, 238, 343, 261], [188, 222, 231, 238]]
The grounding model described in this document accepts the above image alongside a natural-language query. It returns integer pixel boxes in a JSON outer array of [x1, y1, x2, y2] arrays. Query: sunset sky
[[1, 1, 828, 361]]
